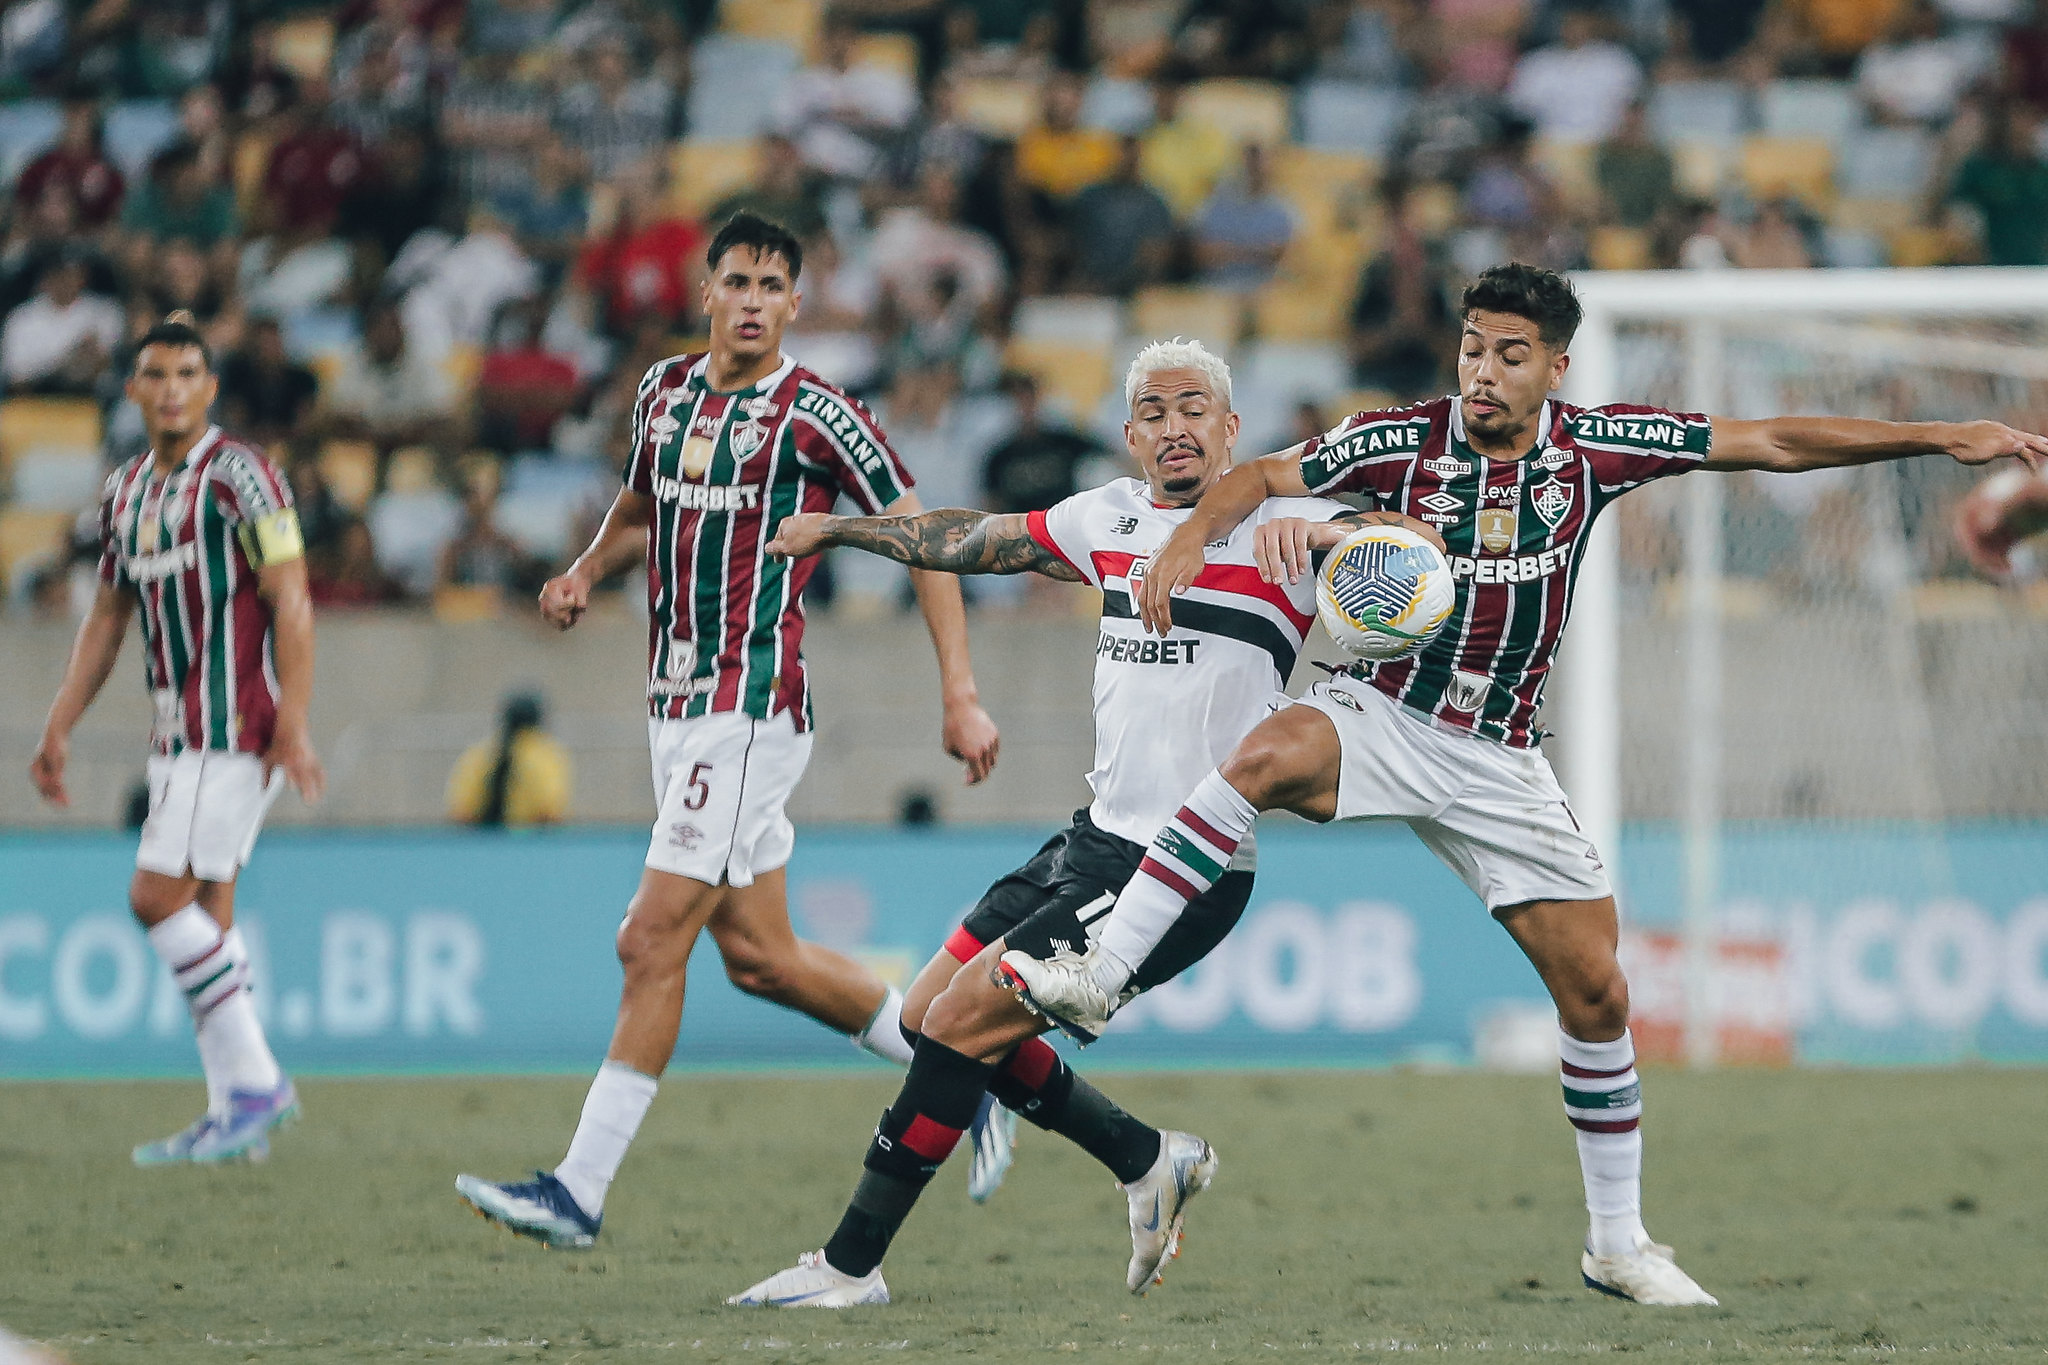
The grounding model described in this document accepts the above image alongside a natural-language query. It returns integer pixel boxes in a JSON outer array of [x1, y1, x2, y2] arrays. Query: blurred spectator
[[2, 257, 122, 395], [339, 124, 452, 263], [1668, 0, 1769, 66], [1596, 103, 1676, 229], [262, 98, 373, 238], [120, 143, 239, 251], [707, 136, 828, 244], [17, 94, 124, 229], [1315, 0, 1421, 84], [554, 33, 675, 181], [1016, 71, 1119, 204], [394, 206, 539, 361], [442, 48, 550, 207], [488, 134, 590, 284], [1795, 0, 1912, 72], [446, 692, 571, 826], [324, 301, 461, 451], [0, 0, 68, 89], [1193, 143, 1295, 290], [476, 298, 581, 452], [1429, 0, 1524, 92], [310, 518, 403, 607], [1950, 103, 2048, 264], [1397, 36, 1509, 182], [1507, 8, 1642, 143], [144, 239, 231, 328], [893, 74, 990, 189], [470, 0, 561, 55], [774, 11, 919, 182], [869, 169, 1006, 321], [1727, 199, 1816, 269], [217, 317, 319, 446], [438, 476, 530, 591], [333, 23, 430, 146], [1140, 78, 1233, 219], [1349, 186, 1456, 398], [177, 83, 231, 182], [574, 176, 704, 336], [883, 268, 993, 389], [1856, 1, 1993, 125], [1464, 117, 1557, 233], [1069, 135, 1176, 296], [1168, 0, 1314, 81], [2003, 0, 2048, 107], [981, 373, 1104, 514], [286, 453, 352, 566]]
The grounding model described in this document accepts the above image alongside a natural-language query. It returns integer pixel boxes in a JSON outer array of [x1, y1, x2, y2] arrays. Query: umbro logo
[[1417, 491, 1462, 515], [1112, 516, 1139, 535]]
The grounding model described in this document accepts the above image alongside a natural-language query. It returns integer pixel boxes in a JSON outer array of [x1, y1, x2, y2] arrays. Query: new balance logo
[[1112, 516, 1139, 534]]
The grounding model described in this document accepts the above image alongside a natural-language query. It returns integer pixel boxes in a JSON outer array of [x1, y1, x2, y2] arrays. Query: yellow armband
[[239, 509, 305, 567]]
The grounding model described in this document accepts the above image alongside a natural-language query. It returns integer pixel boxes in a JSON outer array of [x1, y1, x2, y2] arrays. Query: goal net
[[1556, 269, 2048, 1068]]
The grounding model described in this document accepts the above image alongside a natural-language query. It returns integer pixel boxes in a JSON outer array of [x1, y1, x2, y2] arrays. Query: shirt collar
[[690, 351, 796, 398], [1449, 397, 1550, 459], [148, 425, 222, 475]]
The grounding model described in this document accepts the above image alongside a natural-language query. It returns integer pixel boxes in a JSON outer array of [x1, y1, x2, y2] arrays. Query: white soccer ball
[[1316, 525, 1456, 662]]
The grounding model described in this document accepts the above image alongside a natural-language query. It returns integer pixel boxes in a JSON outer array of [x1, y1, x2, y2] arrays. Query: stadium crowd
[[3, 0, 2045, 620]]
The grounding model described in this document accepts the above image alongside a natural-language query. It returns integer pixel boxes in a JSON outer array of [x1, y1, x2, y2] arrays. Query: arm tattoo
[[824, 508, 1086, 581]]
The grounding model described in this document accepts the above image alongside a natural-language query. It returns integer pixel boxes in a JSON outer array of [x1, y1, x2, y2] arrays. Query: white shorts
[[1295, 678, 1612, 912], [138, 750, 284, 883], [646, 710, 813, 887]]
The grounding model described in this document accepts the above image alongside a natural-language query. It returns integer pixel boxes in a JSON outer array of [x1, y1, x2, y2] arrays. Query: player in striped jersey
[[31, 315, 321, 1165], [456, 213, 1002, 1250], [728, 340, 1442, 1307], [1004, 263, 2048, 1307]]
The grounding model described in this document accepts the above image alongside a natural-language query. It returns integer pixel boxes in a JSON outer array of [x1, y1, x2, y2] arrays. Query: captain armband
[[239, 509, 305, 567]]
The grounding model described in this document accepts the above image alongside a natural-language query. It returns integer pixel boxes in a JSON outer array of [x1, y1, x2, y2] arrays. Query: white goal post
[[1561, 266, 2048, 1066]]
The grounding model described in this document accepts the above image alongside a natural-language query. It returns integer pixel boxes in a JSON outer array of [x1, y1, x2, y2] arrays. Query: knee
[[1219, 736, 1292, 808], [615, 896, 688, 981], [1557, 966, 1631, 1041], [720, 939, 795, 1001], [921, 980, 982, 1048]]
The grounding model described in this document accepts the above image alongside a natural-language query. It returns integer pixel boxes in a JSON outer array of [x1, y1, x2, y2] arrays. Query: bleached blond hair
[[1124, 337, 1232, 412]]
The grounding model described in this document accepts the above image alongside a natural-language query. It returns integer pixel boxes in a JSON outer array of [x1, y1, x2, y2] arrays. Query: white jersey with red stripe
[[1027, 477, 1348, 854]]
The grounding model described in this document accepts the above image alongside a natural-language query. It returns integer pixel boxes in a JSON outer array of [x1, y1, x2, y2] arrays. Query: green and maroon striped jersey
[[1299, 395, 1711, 747], [97, 427, 297, 756], [622, 352, 914, 729]]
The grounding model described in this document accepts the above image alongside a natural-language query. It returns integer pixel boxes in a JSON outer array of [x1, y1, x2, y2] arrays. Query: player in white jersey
[[727, 339, 1442, 1307], [1004, 264, 2048, 1308]]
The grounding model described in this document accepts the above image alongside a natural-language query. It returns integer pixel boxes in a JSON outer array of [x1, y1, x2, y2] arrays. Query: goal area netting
[[1555, 268, 2048, 1066]]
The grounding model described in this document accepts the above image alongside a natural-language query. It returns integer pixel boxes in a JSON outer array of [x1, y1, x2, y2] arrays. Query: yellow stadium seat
[[386, 447, 440, 495], [1887, 224, 1957, 268], [1740, 136, 1835, 207], [1003, 339, 1111, 417], [1181, 80, 1290, 148], [952, 78, 1036, 138], [319, 440, 378, 512], [1267, 147, 1375, 231], [0, 507, 72, 593], [670, 140, 763, 218], [1532, 139, 1598, 214], [1832, 196, 1918, 239], [232, 130, 274, 215], [1589, 225, 1654, 272], [851, 32, 918, 82], [1129, 287, 1244, 350], [1401, 181, 1462, 238], [0, 397, 100, 475], [1667, 141, 1728, 199], [272, 15, 336, 84], [721, 0, 822, 53], [1254, 285, 1348, 343]]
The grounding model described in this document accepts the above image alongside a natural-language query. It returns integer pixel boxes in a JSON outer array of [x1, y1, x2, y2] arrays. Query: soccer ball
[[1316, 525, 1455, 662]]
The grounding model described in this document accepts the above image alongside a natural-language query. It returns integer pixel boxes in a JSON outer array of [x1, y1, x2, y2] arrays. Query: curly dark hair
[[133, 312, 212, 371], [1460, 262, 1582, 347]]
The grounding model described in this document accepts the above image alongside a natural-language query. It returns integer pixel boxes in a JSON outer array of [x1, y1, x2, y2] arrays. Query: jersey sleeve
[[212, 446, 303, 568], [1025, 490, 1099, 586], [790, 381, 915, 514], [621, 359, 673, 496], [95, 469, 127, 588], [1295, 407, 1433, 504], [1571, 403, 1712, 504]]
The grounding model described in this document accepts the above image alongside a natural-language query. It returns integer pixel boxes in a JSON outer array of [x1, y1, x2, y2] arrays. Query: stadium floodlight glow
[[1563, 266, 2048, 1069]]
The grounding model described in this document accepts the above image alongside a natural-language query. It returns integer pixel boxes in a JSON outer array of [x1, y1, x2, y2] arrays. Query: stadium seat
[[1239, 340, 1350, 401], [385, 446, 440, 495], [851, 32, 918, 82], [1002, 339, 1112, 418], [319, 440, 378, 512], [1589, 225, 1654, 271], [1837, 128, 1938, 201], [272, 14, 336, 83], [0, 398, 101, 477], [720, 0, 822, 54], [670, 140, 762, 217], [1669, 140, 1730, 198], [1759, 79, 1863, 142], [1296, 81, 1410, 159], [1821, 227, 1887, 268], [104, 101, 180, 179], [1012, 296, 1123, 349], [433, 584, 505, 622], [0, 507, 72, 595], [1268, 146, 1376, 234], [8, 448, 103, 511], [952, 77, 1036, 138], [1740, 137, 1835, 207], [1182, 79, 1290, 148], [1647, 81, 1746, 148], [0, 100, 61, 184], [232, 130, 275, 213], [1832, 196, 1919, 240], [1129, 287, 1243, 350], [1532, 139, 1598, 214], [1251, 286, 1348, 343], [1887, 224, 1957, 268], [1080, 76, 1153, 134], [688, 37, 801, 141]]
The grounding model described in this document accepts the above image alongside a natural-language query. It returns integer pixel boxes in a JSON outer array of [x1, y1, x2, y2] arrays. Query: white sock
[[853, 987, 914, 1067], [1560, 1027, 1649, 1257], [555, 1060, 658, 1218], [1093, 770, 1258, 987], [148, 907, 279, 1114]]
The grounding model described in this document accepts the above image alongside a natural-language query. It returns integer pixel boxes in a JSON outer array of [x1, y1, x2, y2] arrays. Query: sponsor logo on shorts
[[1324, 686, 1365, 712], [668, 822, 705, 849]]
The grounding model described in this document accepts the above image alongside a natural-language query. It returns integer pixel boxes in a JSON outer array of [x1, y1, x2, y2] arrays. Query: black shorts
[[945, 809, 1254, 994]]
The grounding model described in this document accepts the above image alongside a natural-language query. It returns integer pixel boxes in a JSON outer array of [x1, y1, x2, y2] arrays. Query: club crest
[[1477, 507, 1518, 554], [1532, 477, 1574, 529], [727, 418, 769, 461]]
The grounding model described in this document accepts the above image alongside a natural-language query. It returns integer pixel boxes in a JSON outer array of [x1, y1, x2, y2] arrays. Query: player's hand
[[1136, 525, 1209, 636], [29, 732, 69, 807], [941, 695, 1000, 785], [263, 720, 326, 804], [539, 567, 592, 631], [1253, 518, 1320, 585], [1946, 420, 2048, 471], [1954, 467, 2048, 577], [767, 512, 835, 560]]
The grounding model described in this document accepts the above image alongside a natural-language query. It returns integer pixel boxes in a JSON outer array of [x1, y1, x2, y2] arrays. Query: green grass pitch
[[4, 1069, 2045, 1362]]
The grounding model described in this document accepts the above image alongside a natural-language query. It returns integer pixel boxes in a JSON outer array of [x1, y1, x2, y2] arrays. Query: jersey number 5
[[683, 761, 713, 811]]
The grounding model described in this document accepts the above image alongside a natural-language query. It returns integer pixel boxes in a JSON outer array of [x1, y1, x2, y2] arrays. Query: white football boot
[[728, 1250, 890, 1308], [996, 944, 1120, 1043], [1121, 1131, 1218, 1295], [1581, 1238, 1719, 1306]]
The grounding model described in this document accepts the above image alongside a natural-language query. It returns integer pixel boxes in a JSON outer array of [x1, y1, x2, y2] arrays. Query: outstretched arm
[[1706, 417, 2048, 474], [767, 506, 1087, 580], [1135, 448, 1314, 634], [31, 582, 135, 808]]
